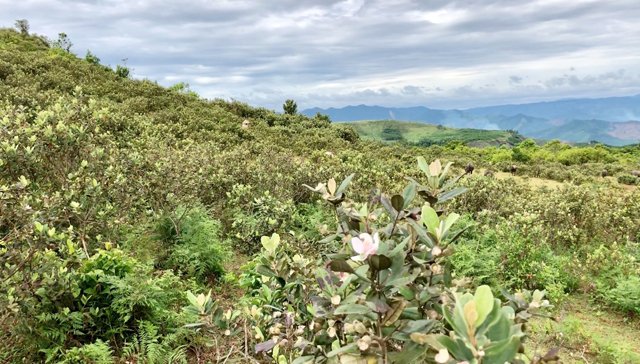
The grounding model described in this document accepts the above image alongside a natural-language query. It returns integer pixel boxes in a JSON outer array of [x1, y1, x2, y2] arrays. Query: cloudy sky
[[2, 0, 640, 110]]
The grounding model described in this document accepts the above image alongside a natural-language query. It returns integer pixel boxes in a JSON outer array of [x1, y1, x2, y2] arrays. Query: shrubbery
[[1, 27, 638, 362]]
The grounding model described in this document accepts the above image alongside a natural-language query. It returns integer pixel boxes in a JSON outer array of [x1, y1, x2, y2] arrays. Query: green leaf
[[417, 156, 430, 176], [443, 212, 460, 235], [261, 233, 280, 254], [484, 301, 511, 341], [370, 254, 392, 271], [402, 182, 417, 208], [325, 342, 357, 357], [446, 293, 473, 341], [334, 303, 373, 316], [437, 336, 474, 361], [34, 221, 44, 233], [292, 356, 315, 364], [483, 337, 521, 364], [401, 319, 436, 334], [380, 194, 397, 216], [421, 205, 440, 234], [398, 286, 415, 300], [319, 233, 339, 245], [437, 187, 468, 203], [391, 194, 404, 212], [407, 219, 436, 247], [388, 236, 409, 257], [329, 259, 354, 273], [473, 285, 494, 327], [388, 342, 428, 362], [336, 173, 355, 196], [255, 265, 277, 277], [385, 269, 419, 288], [438, 161, 454, 185]]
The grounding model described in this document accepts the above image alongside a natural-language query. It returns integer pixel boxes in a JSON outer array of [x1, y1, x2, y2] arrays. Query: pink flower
[[351, 233, 380, 261]]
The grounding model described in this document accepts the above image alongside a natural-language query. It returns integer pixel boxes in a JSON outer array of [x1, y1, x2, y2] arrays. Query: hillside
[[347, 120, 523, 147], [1, 28, 640, 364], [304, 101, 640, 146]]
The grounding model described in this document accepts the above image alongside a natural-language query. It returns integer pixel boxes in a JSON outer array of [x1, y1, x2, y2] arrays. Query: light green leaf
[[334, 304, 372, 316], [473, 285, 494, 327], [443, 212, 460, 235], [402, 182, 417, 208], [483, 336, 521, 364], [326, 342, 357, 357], [261, 233, 280, 254], [336, 173, 355, 196], [417, 156, 430, 176], [421, 205, 440, 234]]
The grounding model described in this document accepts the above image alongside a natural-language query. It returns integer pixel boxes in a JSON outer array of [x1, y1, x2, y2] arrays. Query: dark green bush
[[156, 207, 230, 283], [618, 174, 638, 185]]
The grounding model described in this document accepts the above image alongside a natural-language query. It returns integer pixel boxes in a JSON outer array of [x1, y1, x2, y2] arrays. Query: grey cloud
[[1, 0, 640, 109]]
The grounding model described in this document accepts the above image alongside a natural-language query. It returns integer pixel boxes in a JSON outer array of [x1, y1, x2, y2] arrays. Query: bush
[[8, 244, 188, 362], [603, 276, 640, 314], [618, 174, 638, 185], [60, 340, 113, 364], [156, 207, 230, 283], [451, 223, 573, 302], [557, 147, 613, 165], [225, 184, 295, 254]]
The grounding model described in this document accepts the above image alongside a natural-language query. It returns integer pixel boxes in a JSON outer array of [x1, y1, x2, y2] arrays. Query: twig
[[220, 345, 235, 364], [244, 319, 249, 358]]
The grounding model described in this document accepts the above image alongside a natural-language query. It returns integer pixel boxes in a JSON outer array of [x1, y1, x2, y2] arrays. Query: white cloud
[[2, 0, 640, 109]]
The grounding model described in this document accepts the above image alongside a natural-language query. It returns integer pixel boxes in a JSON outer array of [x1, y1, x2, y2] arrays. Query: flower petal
[[351, 237, 364, 254]]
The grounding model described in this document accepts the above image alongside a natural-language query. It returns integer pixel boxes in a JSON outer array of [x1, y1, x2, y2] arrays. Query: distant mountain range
[[302, 95, 640, 145]]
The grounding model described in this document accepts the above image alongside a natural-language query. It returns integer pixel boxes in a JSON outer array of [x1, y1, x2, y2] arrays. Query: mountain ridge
[[303, 96, 640, 145]]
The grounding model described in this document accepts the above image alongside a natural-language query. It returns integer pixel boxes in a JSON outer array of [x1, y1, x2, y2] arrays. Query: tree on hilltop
[[283, 99, 297, 115]]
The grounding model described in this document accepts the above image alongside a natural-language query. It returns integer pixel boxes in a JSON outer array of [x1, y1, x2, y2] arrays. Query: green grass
[[527, 295, 640, 363], [345, 120, 522, 147]]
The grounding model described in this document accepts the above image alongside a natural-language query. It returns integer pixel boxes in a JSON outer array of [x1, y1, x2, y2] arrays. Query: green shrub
[[449, 227, 500, 286], [557, 147, 613, 165], [451, 220, 575, 302], [602, 276, 640, 314], [9, 245, 187, 362], [225, 184, 295, 254], [60, 340, 113, 364], [618, 174, 638, 185], [157, 207, 230, 282]]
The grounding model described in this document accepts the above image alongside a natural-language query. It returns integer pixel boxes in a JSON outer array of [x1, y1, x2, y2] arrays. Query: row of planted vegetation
[[1, 27, 639, 363]]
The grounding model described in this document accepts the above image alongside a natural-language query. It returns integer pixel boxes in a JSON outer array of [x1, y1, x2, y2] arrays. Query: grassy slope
[[528, 295, 640, 364], [346, 120, 521, 146]]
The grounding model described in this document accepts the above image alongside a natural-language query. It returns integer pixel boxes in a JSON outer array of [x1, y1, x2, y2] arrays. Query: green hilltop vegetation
[[1, 26, 640, 363], [346, 120, 524, 147]]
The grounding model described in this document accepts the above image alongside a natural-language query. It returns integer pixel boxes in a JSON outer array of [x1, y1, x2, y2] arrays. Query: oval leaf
[[370, 254, 392, 271], [391, 194, 404, 212]]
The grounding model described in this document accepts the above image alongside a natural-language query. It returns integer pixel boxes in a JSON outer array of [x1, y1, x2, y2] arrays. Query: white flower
[[357, 335, 371, 351], [435, 348, 450, 363], [331, 295, 341, 305], [350, 232, 380, 261]]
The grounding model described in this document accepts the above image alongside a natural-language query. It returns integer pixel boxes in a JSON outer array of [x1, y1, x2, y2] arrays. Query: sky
[[2, 0, 640, 110]]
